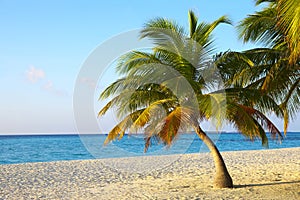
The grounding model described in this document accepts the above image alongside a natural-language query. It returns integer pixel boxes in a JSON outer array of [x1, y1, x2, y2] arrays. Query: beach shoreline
[[1, 147, 300, 199]]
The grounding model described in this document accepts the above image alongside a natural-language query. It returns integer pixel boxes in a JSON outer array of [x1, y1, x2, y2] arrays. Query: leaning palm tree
[[99, 11, 283, 188]]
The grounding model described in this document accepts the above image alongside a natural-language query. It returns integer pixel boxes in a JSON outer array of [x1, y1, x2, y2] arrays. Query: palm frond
[[143, 106, 196, 152], [104, 110, 144, 144], [277, 0, 300, 64], [116, 51, 162, 75], [188, 10, 198, 37], [280, 78, 300, 134], [226, 103, 282, 146], [255, 0, 276, 6], [132, 98, 176, 130], [237, 5, 282, 47], [193, 16, 231, 46], [140, 17, 186, 53], [99, 78, 127, 100], [239, 105, 282, 140]]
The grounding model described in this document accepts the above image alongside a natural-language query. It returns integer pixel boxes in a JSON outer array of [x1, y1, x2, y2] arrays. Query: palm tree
[[238, 0, 300, 64], [233, 0, 300, 134], [98, 11, 283, 188], [215, 48, 299, 135], [277, 0, 300, 64]]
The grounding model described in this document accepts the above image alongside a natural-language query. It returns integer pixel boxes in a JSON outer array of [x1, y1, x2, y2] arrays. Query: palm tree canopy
[[239, 0, 300, 63], [234, 0, 300, 134], [99, 11, 283, 151], [237, 1, 283, 49], [277, 0, 300, 64]]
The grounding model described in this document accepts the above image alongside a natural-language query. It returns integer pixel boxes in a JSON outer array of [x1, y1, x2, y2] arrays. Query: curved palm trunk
[[194, 125, 233, 188]]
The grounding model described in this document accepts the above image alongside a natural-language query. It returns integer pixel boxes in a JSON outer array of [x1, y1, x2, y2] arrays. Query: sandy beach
[[1, 147, 299, 199]]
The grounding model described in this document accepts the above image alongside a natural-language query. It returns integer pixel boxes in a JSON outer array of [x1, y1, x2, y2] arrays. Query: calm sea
[[0, 132, 299, 164]]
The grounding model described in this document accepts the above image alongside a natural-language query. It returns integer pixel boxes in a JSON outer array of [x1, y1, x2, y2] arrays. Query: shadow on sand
[[234, 180, 300, 188]]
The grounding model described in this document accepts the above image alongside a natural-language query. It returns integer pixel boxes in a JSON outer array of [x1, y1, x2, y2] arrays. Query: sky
[[0, 0, 298, 134]]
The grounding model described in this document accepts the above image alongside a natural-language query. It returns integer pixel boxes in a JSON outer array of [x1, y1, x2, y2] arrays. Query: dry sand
[[0, 147, 299, 200]]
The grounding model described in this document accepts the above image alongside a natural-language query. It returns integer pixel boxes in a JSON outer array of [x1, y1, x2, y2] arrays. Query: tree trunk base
[[214, 172, 233, 188]]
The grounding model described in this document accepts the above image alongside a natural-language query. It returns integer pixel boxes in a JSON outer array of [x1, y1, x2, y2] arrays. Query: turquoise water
[[0, 132, 299, 164]]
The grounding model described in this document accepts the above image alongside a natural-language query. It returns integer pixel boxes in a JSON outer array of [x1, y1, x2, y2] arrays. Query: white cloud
[[43, 80, 53, 91], [42, 80, 69, 97], [25, 65, 69, 97], [25, 66, 45, 83]]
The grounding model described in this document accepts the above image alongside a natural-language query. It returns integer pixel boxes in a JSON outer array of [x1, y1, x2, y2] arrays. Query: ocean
[[0, 132, 299, 164]]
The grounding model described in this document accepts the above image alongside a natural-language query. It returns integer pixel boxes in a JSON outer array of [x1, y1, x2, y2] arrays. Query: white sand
[[1, 147, 299, 199]]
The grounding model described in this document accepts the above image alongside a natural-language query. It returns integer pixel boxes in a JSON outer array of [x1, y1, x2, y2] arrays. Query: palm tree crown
[[233, 0, 300, 134], [99, 10, 283, 188]]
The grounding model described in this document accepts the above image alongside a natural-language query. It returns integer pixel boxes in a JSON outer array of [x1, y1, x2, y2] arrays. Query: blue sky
[[0, 0, 298, 134]]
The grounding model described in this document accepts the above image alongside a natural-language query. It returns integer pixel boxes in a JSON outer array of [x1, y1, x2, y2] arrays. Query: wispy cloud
[[43, 80, 53, 91], [43, 80, 69, 97], [25, 66, 45, 83], [25, 65, 69, 97]]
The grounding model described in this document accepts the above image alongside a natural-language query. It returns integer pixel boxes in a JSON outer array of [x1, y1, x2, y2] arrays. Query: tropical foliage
[[225, 0, 300, 134], [238, 0, 300, 64], [277, 0, 300, 64]]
